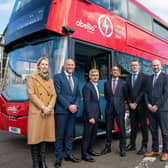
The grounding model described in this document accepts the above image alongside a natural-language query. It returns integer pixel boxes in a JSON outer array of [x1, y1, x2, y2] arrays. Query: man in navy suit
[[126, 60, 148, 155], [101, 66, 127, 157], [54, 59, 81, 168], [144, 59, 168, 161], [82, 69, 102, 162]]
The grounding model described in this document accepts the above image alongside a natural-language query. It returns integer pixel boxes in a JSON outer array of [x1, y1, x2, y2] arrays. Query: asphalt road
[[0, 129, 167, 168]]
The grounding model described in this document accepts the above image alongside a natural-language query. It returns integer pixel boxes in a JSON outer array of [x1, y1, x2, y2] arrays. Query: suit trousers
[[82, 120, 98, 157], [54, 113, 76, 159], [148, 111, 168, 153], [105, 111, 126, 150], [129, 106, 148, 147]]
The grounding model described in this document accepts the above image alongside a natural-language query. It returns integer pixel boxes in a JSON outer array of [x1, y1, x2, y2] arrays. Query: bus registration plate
[[9, 126, 21, 134]]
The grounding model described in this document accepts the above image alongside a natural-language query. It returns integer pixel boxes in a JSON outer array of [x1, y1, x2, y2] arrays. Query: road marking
[[135, 157, 156, 168], [165, 163, 168, 168]]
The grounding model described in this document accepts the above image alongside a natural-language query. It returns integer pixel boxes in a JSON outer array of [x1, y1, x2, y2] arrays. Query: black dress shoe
[[64, 155, 81, 163], [126, 144, 136, 151], [54, 160, 62, 168], [120, 150, 126, 157], [137, 146, 147, 155], [39, 161, 48, 168], [89, 151, 101, 156], [82, 156, 96, 162], [101, 147, 111, 155]]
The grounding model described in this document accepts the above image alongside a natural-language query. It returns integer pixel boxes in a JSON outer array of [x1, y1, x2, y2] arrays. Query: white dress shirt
[[64, 71, 74, 90], [91, 81, 99, 99]]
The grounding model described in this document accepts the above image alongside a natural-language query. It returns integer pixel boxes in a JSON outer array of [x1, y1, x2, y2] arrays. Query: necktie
[[68, 75, 73, 91], [153, 73, 157, 86], [113, 79, 116, 95], [95, 83, 99, 99], [132, 74, 136, 88]]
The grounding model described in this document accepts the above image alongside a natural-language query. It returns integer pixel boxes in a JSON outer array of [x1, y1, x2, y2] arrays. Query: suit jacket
[[104, 78, 127, 115], [145, 72, 168, 112], [82, 81, 101, 121], [54, 72, 80, 114], [126, 72, 147, 105]]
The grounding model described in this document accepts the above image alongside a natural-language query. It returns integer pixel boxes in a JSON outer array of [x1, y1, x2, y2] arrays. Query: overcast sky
[[0, 0, 168, 34], [0, 0, 15, 34], [136, 0, 168, 24]]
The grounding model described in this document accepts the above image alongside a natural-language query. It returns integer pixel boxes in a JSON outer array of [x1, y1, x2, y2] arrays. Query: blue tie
[[132, 74, 136, 88], [153, 73, 157, 86]]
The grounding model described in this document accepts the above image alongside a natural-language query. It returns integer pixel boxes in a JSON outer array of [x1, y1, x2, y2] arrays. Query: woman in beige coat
[[27, 57, 56, 168]]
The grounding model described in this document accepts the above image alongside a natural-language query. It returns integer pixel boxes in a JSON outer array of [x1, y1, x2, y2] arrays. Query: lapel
[[134, 73, 139, 87], [62, 72, 74, 94], [150, 74, 154, 88], [108, 79, 113, 95], [32, 73, 51, 94], [110, 78, 120, 96], [153, 72, 162, 88], [128, 75, 132, 88], [114, 78, 120, 95], [72, 75, 77, 91], [89, 81, 99, 101], [133, 73, 142, 89]]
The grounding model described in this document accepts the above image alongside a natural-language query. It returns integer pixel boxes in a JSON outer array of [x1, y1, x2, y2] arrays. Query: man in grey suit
[[144, 59, 168, 161]]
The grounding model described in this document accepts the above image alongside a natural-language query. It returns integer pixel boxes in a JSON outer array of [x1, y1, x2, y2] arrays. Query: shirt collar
[[112, 77, 119, 80], [154, 70, 161, 76], [90, 80, 98, 86], [64, 71, 72, 77], [132, 72, 139, 75]]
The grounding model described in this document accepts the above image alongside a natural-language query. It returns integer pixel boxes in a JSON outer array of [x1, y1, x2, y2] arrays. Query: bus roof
[[131, 0, 168, 26]]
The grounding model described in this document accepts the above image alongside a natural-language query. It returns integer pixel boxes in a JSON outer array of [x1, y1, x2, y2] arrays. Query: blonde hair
[[36, 57, 50, 74]]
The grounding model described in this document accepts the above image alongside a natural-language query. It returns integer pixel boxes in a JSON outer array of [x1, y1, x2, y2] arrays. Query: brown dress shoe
[[161, 153, 168, 161], [144, 151, 160, 157]]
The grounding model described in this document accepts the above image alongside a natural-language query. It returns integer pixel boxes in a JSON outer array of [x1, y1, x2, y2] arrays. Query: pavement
[[0, 129, 167, 168]]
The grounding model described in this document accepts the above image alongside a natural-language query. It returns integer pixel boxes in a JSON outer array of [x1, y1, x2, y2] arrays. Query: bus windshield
[[2, 36, 68, 101], [8, 36, 68, 80], [12, 0, 32, 13]]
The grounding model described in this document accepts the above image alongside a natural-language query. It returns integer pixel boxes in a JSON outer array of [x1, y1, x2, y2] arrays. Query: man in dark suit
[[82, 69, 102, 162], [144, 59, 168, 161], [54, 59, 81, 168], [126, 60, 148, 155], [101, 66, 127, 157]]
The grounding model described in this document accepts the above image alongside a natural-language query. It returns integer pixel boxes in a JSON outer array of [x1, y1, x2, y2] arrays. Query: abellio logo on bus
[[75, 15, 113, 38], [98, 15, 113, 38], [76, 20, 97, 34]]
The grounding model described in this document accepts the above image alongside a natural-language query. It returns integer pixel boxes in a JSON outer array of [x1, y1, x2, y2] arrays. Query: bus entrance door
[[74, 42, 111, 139]]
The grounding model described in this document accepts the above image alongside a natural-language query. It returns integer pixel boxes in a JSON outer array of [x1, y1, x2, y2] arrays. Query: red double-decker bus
[[0, 0, 168, 138]]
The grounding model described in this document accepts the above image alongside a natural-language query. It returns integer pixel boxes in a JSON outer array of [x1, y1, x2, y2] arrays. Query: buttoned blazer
[[82, 81, 101, 121], [126, 72, 147, 105], [54, 72, 80, 114], [104, 78, 127, 115], [145, 72, 168, 112]]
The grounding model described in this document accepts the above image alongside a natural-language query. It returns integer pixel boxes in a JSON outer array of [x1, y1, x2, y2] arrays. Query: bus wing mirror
[[62, 26, 75, 35]]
